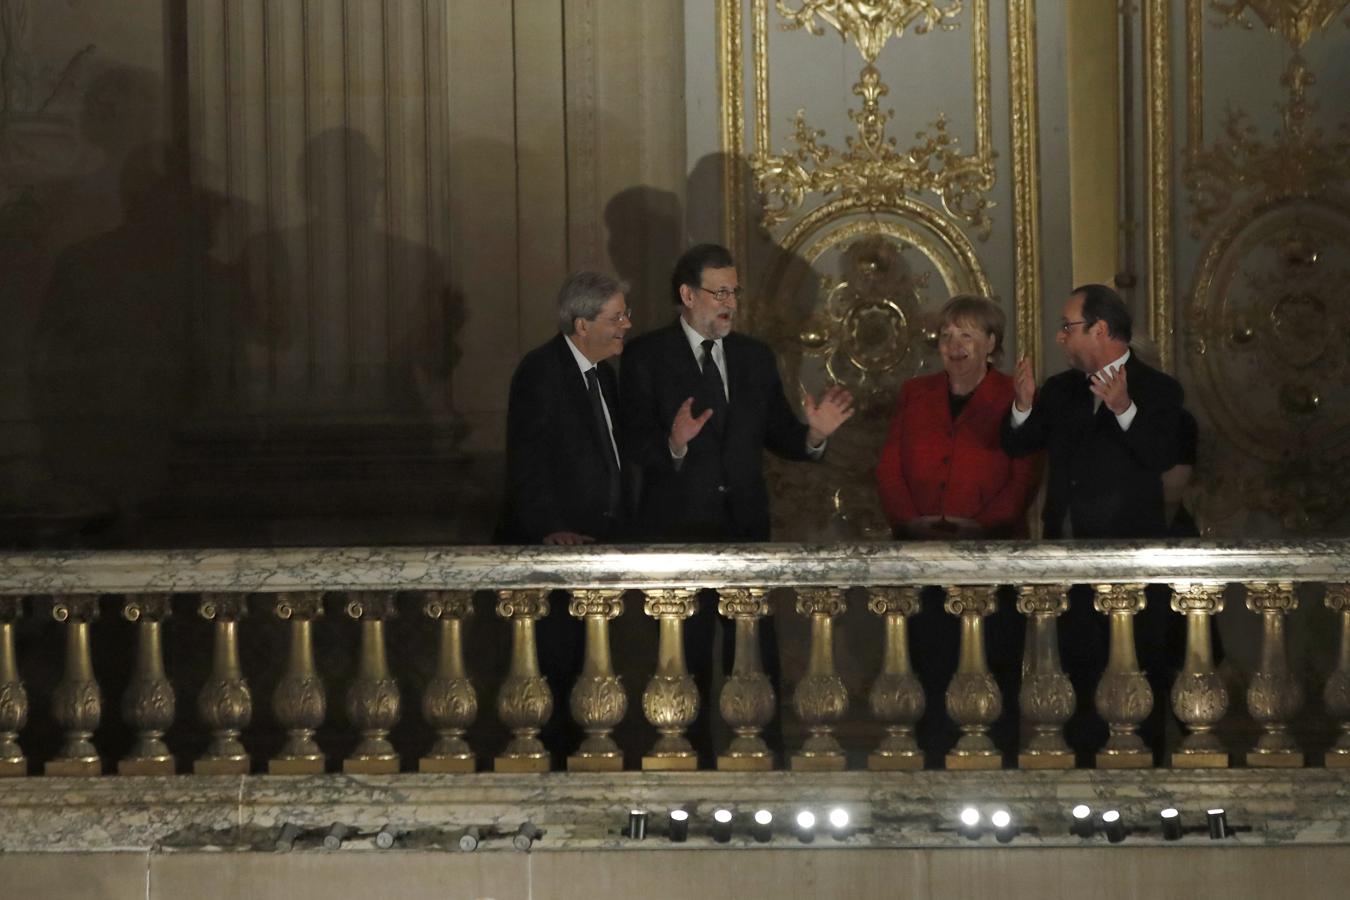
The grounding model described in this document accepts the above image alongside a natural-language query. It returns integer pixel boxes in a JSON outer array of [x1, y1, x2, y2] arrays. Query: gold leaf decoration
[[1209, 0, 1350, 49], [776, 0, 963, 63]]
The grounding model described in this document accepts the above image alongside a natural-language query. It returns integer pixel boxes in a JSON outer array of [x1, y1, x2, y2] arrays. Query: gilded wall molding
[[719, 0, 749, 268], [1143, 0, 1175, 372], [1008, 0, 1042, 372], [774, 0, 963, 63], [1209, 0, 1350, 49]]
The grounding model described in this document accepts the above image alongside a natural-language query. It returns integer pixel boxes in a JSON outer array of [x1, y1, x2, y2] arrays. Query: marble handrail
[[3, 539, 1350, 594]]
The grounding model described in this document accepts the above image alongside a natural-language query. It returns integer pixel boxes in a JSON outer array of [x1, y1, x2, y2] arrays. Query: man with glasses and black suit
[[619, 242, 853, 765], [497, 270, 631, 765]]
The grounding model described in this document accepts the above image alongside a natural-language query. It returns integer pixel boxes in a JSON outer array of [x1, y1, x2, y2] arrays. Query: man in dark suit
[[620, 243, 853, 765], [1002, 282, 1184, 763], [620, 243, 853, 541], [497, 271, 631, 765], [498, 271, 631, 545]]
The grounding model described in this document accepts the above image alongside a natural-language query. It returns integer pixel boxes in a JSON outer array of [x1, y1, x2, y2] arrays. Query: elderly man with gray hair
[[497, 270, 632, 545]]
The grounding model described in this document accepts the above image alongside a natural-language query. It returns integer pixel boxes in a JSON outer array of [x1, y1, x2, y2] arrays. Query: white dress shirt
[[564, 335, 621, 468]]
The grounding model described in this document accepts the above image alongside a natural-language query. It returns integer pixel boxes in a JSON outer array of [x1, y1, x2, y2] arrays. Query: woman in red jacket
[[876, 294, 1040, 539]]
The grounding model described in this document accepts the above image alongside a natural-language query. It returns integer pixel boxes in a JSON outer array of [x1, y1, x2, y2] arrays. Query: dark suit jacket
[[496, 333, 622, 544], [1001, 353, 1182, 539], [620, 319, 811, 541], [876, 369, 1040, 537]]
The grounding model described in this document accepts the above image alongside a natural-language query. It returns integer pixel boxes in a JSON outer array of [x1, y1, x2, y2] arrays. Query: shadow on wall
[[604, 184, 682, 338]]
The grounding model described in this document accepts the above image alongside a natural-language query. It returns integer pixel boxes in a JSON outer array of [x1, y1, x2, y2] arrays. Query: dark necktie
[[699, 339, 728, 423], [585, 367, 621, 519]]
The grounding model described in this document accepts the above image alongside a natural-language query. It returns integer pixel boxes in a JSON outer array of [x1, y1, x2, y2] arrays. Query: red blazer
[[875, 369, 1040, 537]]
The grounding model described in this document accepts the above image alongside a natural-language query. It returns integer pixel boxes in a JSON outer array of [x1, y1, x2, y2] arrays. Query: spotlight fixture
[[1102, 810, 1126, 844], [1070, 804, 1094, 839], [712, 808, 734, 844], [827, 807, 851, 840], [795, 810, 817, 844], [668, 809, 690, 843], [322, 822, 350, 850], [274, 822, 302, 852], [1160, 808, 1182, 841], [512, 822, 543, 851], [374, 824, 399, 849], [752, 809, 774, 844], [455, 826, 481, 852], [628, 809, 648, 841], [990, 809, 1015, 844], [1207, 808, 1229, 840], [958, 806, 982, 841]]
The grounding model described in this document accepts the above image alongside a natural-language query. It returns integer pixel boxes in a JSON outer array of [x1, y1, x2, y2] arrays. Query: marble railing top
[[2, 539, 1349, 594]]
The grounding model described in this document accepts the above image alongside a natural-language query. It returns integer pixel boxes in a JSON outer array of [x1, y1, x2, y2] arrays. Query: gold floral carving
[[754, 65, 995, 237], [775, 0, 962, 63], [1144, 0, 1175, 370], [423, 598, 477, 760], [1209, 0, 1350, 48]]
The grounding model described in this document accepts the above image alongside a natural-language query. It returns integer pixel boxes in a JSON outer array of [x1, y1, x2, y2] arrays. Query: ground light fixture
[[274, 822, 302, 852], [627, 809, 647, 841], [795, 810, 817, 844], [1207, 809, 1230, 840], [712, 808, 734, 843], [752, 809, 773, 843], [322, 823, 350, 850], [455, 826, 480, 852], [668, 809, 690, 843], [958, 806, 981, 840], [990, 809, 1015, 843], [1102, 810, 1126, 844], [827, 807, 851, 840], [1160, 808, 1182, 841], [1070, 805, 1094, 839], [512, 822, 543, 851]]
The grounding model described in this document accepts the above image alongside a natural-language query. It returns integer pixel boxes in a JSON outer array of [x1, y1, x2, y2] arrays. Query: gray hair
[[557, 271, 629, 335]]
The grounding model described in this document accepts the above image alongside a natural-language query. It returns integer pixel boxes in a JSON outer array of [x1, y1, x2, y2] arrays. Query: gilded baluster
[[790, 587, 849, 771], [943, 585, 1002, 770], [118, 594, 176, 775], [269, 592, 327, 775], [567, 589, 627, 772], [640, 589, 699, 771], [1016, 585, 1075, 769], [1325, 584, 1350, 768], [47, 594, 102, 776], [866, 586, 924, 771], [1245, 581, 1304, 767], [195, 594, 252, 775], [419, 591, 477, 774], [1093, 583, 1153, 768], [0, 597, 28, 777], [1169, 582, 1230, 768], [494, 589, 552, 773], [343, 591, 401, 774], [717, 587, 776, 771]]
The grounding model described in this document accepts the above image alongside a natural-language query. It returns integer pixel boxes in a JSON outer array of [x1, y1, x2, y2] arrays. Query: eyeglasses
[[1059, 319, 1088, 333], [597, 310, 632, 325], [697, 285, 744, 303]]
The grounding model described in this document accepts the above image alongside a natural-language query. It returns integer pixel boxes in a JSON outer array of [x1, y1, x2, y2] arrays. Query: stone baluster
[[1017, 585, 1075, 769], [119, 594, 176, 776], [1246, 581, 1304, 767], [791, 587, 849, 771], [717, 588, 776, 771], [1324, 584, 1350, 768], [0, 597, 28, 777], [640, 589, 700, 771], [343, 591, 401, 774], [568, 589, 627, 772], [1093, 583, 1153, 768], [944, 585, 1002, 770], [195, 594, 252, 775], [494, 589, 552, 773], [419, 591, 477, 774], [269, 592, 327, 775], [1168, 582, 1230, 768], [47, 594, 102, 776], [866, 586, 924, 771]]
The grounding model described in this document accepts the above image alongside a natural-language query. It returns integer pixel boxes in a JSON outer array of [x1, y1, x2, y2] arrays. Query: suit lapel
[[555, 334, 607, 459]]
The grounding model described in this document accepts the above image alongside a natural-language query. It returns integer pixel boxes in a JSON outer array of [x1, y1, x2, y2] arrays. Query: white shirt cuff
[[806, 439, 826, 459], [1009, 403, 1032, 427], [1114, 402, 1138, 431]]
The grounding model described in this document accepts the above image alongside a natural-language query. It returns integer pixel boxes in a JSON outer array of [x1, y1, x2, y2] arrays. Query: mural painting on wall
[[722, 0, 1031, 539], [1183, 0, 1350, 533]]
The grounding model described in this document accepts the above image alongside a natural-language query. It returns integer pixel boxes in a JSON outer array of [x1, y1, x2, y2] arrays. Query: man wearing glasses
[[497, 271, 632, 546], [620, 242, 854, 542], [1002, 282, 1183, 540]]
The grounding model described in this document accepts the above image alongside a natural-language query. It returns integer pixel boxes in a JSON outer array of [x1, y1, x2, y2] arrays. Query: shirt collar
[[563, 334, 596, 376], [1094, 349, 1130, 380], [679, 315, 720, 358]]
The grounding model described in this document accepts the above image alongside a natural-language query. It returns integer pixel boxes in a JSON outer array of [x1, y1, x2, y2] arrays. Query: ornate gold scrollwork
[[1209, 0, 1350, 49], [421, 591, 477, 772], [641, 590, 700, 769], [754, 64, 995, 237], [775, 0, 963, 63], [196, 594, 252, 774]]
